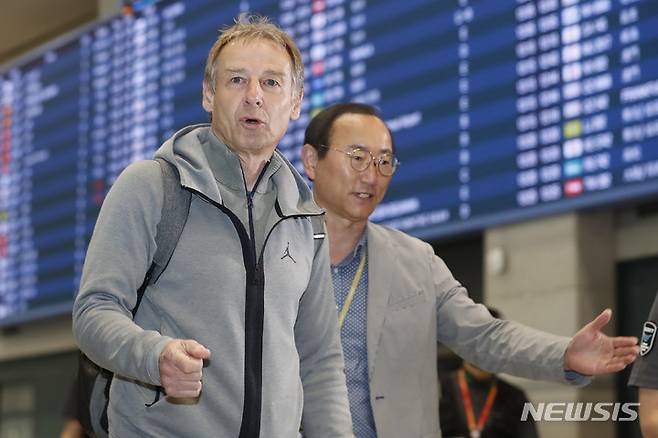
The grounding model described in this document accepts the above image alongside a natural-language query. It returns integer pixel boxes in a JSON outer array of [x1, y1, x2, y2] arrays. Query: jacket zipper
[[237, 161, 269, 438], [184, 183, 323, 438]]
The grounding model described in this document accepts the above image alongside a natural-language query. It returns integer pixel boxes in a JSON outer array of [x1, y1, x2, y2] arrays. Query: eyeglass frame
[[316, 144, 400, 176]]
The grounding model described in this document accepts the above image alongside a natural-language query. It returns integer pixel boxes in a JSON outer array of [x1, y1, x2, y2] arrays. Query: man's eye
[[230, 77, 244, 84], [263, 79, 280, 87], [379, 154, 394, 165]]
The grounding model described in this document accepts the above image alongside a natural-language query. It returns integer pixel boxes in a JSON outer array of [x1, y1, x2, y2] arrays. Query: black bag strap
[[133, 157, 192, 316]]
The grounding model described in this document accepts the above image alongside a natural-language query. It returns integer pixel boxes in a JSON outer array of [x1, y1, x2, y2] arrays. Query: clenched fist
[[159, 339, 211, 398]]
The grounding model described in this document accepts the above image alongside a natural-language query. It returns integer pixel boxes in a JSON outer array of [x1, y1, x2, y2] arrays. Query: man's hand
[[564, 308, 639, 375], [159, 339, 211, 398]]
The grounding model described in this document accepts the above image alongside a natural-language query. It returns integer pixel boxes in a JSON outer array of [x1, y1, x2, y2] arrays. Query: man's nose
[[359, 158, 378, 184], [245, 80, 263, 107]]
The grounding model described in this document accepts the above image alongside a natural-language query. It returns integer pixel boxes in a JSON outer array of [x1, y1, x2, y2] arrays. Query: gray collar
[[201, 129, 283, 194], [159, 124, 323, 217]]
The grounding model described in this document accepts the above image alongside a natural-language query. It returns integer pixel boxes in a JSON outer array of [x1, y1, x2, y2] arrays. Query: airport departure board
[[1, 0, 658, 325]]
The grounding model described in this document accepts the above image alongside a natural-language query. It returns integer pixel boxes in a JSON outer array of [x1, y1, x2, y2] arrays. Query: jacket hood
[[153, 124, 323, 217]]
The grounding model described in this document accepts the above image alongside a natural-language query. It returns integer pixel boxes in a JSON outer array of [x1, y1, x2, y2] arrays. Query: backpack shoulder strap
[[132, 158, 192, 316], [151, 157, 192, 283], [79, 158, 192, 435]]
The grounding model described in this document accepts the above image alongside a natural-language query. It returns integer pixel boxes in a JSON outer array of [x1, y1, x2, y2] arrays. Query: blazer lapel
[[366, 222, 395, 380]]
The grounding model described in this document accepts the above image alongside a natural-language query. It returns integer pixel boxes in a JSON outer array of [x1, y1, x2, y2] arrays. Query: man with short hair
[[300, 102, 639, 438], [73, 16, 353, 437]]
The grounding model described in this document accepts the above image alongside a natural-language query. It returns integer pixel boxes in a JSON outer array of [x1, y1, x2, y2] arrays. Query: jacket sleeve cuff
[[146, 335, 175, 385], [564, 369, 592, 386]]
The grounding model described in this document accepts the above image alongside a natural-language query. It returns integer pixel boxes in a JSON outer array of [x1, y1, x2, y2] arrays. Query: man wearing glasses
[[300, 102, 639, 438]]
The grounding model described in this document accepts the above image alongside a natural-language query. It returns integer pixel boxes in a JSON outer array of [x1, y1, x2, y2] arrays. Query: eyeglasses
[[317, 144, 400, 177]]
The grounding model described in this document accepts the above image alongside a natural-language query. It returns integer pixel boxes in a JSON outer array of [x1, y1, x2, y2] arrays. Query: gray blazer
[[365, 221, 572, 438]]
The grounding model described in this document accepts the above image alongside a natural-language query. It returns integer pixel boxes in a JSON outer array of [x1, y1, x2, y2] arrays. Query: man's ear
[[300, 144, 318, 180], [290, 89, 304, 120], [202, 80, 214, 113]]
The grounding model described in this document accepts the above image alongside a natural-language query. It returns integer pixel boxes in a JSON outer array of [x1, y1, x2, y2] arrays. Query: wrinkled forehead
[[221, 39, 293, 69]]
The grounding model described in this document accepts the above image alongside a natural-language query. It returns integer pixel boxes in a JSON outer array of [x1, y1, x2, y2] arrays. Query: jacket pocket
[[387, 288, 425, 310], [110, 377, 160, 418]]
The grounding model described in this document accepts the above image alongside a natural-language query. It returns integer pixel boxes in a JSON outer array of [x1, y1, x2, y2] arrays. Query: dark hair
[[304, 102, 395, 158]]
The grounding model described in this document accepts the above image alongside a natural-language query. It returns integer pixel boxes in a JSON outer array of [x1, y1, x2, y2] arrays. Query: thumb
[[181, 339, 211, 360], [588, 308, 612, 332]]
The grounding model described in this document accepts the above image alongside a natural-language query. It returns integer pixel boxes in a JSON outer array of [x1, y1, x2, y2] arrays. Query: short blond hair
[[203, 14, 304, 100]]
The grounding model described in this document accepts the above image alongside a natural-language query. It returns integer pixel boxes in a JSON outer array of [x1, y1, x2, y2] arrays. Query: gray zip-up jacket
[[73, 125, 354, 437]]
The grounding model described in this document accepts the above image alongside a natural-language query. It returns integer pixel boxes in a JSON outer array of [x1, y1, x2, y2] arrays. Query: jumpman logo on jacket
[[281, 242, 296, 263]]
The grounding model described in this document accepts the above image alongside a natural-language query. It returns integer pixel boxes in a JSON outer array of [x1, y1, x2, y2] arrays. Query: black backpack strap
[[132, 157, 192, 316]]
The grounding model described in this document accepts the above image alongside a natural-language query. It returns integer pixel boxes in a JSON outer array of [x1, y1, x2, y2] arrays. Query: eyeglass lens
[[349, 147, 397, 176]]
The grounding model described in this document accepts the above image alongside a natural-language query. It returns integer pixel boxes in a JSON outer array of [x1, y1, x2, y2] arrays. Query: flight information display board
[[1, 0, 658, 326]]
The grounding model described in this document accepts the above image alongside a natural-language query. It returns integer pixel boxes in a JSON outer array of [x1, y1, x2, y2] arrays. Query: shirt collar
[[333, 231, 368, 268]]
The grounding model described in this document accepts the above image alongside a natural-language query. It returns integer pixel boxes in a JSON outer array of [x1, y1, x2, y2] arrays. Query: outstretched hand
[[564, 308, 639, 375], [159, 339, 211, 398]]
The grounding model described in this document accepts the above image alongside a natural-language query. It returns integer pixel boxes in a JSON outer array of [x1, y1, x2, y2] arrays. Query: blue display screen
[[1, 0, 657, 326]]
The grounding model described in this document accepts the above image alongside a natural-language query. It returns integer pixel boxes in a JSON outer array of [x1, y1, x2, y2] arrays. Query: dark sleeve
[[629, 293, 658, 388]]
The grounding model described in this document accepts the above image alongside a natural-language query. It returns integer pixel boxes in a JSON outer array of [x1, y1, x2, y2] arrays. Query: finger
[[160, 340, 203, 372], [173, 354, 204, 374], [161, 375, 202, 392], [167, 389, 202, 398], [603, 362, 628, 373], [588, 308, 612, 332], [162, 370, 203, 382], [605, 355, 637, 370], [165, 381, 202, 398], [612, 336, 639, 347], [161, 379, 202, 397], [614, 345, 640, 357], [621, 352, 639, 363], [176, 371, 203, 381], [170, 379, 202, 392], [605, 357, 632, 369], [161, 356, 203, 380], [182, 339, 211, 360]]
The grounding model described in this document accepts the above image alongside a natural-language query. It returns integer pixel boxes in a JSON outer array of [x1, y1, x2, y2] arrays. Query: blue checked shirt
[[331, 233, 376, 438]]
